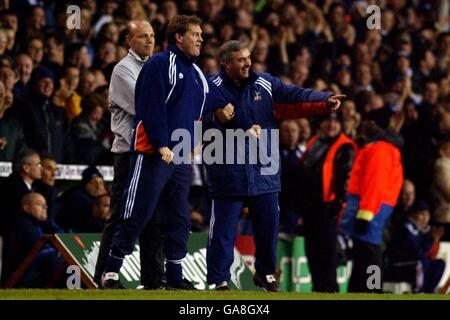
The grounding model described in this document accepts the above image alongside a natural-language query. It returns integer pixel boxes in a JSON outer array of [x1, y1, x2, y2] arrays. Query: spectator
[[42, 32, 64, 78], [431, 138, 450, 241], [77, 70, 96, 96], [295, 118, 311, 153], [52, 66, 82, 123], [56, 165, 107, 233], [71, 93, 108, 165], [92, 194, 111, 225], [0, 149, 41, 237], [33, 152, 62, 234], [1, 192, 63, 288], [12, 53, 33, 97], [384, 201, 445, 293], [0, 80, 27, 161], [17, 65, 73, 163], [25, 35, 44, 67]]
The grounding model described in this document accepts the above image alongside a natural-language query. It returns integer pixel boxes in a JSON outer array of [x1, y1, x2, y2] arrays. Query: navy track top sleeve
[[270, 74, 332, 103], [135, 55, 169, 149]]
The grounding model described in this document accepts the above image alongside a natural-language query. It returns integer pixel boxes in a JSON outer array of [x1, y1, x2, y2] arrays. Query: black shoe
[[101, 272, 125, 289], [143, 281, 166, 290], [215, 281, 229, 291], [166, 279, 197, 290], [253, 272, 280, 292]]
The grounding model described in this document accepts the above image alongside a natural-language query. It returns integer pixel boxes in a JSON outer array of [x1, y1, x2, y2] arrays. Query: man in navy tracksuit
[[205, 41, 345, 291], [102, 15, 233, 289]]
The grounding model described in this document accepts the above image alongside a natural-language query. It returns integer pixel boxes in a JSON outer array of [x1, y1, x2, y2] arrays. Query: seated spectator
[[92, 193, 111, 224], [390, 179, 417, 229], [56, 166, 107, 233], [1, 192, 63, 288], [34, 152, 63, 234], [71, 93, 108, 165], [0, 149, 41, 237], [384, 201, 446, 293], [431, 137, 450, 241]]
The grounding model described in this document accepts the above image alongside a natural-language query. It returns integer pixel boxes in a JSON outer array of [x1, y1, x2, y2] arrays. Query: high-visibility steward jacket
[[305, 133, 357, 203], [340, 140, 403, 245]]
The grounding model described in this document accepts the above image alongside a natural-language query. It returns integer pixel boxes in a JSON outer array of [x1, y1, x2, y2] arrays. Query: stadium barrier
[[236, 236, 450, 294], [4, 232, 260, 290], [236, 234, 351, 292], [0, 161, 114, 181]]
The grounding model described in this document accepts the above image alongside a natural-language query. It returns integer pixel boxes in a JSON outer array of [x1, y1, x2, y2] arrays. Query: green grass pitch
[[0, 290, 449, 300]]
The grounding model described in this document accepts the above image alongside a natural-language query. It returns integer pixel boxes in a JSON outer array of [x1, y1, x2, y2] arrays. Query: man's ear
[[22, 203, 30, 214], [175, 32, 183, 44]]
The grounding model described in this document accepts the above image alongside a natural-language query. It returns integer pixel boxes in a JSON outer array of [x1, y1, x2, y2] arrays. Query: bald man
[[94, 20, 165, 289]]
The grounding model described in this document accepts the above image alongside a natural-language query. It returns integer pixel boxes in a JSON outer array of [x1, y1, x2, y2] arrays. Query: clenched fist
[[158, 147, 174, 164], [215, 103, 235, 123], [249, 125, 262, 139]]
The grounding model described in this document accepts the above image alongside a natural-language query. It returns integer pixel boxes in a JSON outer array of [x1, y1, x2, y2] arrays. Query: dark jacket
[[300, 134, 356, 214], [56, 186, 104, 233], [0, 173, 32, 236], [1, 212, 61, 287], [385, 216, 434, 263], [0, 111, 28, 161], [17, 89, 73, 163]]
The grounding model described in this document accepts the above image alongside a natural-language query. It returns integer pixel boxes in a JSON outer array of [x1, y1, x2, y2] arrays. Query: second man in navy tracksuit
[[205, 41, 345, 291]]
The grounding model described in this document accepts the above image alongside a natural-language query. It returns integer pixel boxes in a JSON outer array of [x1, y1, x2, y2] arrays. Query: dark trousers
[[303, 206, 338, 292], [384, 258, 446, 293], [105, 153, 191, 284], [94, 153, 165, 287], [206, 192, 279, 285], [348, 239, 382, 293]]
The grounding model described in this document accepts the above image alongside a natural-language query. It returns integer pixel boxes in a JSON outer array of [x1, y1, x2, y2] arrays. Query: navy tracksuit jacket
[[106, 45, 227, 284], [205, 70, 331, 284]]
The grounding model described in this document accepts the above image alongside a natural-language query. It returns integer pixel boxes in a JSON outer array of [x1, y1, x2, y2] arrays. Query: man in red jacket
[[339, 108, 404, 293]]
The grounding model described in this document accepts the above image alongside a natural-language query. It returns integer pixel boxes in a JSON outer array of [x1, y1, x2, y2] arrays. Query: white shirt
[[109, 49, 148, 153]]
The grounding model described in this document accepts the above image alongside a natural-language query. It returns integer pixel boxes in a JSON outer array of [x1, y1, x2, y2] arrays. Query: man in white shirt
[[94, 20, 165, 289]]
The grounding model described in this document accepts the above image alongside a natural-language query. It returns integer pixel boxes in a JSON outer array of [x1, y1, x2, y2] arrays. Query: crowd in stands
[[0, 0, 449, 292]]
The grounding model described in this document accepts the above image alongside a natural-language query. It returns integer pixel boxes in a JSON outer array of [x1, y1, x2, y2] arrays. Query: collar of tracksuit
[[168, 44, 196, 65], [218, 68, 259, 91]]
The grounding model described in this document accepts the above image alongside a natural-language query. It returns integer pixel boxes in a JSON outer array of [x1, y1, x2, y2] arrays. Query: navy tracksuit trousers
[[105, 153, 191, 284], [206, 192, 279, 285]]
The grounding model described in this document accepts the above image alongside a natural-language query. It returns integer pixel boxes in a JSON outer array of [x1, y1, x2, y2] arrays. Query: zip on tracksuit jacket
[[205, 70, 332, 197], [131, 45, 228, 154]]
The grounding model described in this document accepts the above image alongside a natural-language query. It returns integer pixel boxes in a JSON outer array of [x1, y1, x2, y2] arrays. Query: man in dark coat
[[17, 65, 73, 163]]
